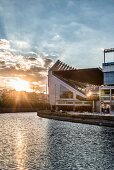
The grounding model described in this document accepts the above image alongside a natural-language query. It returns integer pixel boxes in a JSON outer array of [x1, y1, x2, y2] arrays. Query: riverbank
[[0, 107, 37, 113], [37, 111, 114, 127]]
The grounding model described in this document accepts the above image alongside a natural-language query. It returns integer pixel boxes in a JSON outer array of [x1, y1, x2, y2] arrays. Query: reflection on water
[[0, 113, 114, 170]]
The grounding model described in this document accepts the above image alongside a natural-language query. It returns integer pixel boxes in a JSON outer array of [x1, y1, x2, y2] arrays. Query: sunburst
[[10, 79, 31, 92]]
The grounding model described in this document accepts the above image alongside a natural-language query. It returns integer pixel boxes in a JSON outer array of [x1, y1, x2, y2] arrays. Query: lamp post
[[99, 87, 102, 114], [110, 86, 111, 114], [92, 100, 95, 113], [43, 91, 46, 110], [55, 84, 56, 111], [45, 84, 48, 110]]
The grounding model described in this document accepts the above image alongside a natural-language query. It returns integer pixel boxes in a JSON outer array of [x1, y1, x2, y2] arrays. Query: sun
[[10, 79, 31, 92]]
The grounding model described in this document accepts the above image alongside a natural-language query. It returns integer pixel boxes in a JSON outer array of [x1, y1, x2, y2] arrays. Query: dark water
[[0, 113, 114, 170]]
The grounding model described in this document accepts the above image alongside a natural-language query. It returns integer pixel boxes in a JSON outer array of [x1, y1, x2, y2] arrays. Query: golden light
[[87, 91, 92, 97], [10, 79, 31, 92]]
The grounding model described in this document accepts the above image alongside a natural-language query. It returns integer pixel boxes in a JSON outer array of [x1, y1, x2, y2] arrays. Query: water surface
[[0, 113, 114, 170]]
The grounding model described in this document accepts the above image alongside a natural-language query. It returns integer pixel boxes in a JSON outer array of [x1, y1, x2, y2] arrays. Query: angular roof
[[49, 60, 76, 71], [50, 60, 103, 85]]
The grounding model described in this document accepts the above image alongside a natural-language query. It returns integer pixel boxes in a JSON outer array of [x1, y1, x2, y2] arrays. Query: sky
[[0, 0, 114, 91]]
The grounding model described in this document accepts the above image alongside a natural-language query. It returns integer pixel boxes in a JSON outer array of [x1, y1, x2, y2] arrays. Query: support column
[[110, 86, 111, 113], [55, 84, 57, 110], [93, 100, 95, 113]]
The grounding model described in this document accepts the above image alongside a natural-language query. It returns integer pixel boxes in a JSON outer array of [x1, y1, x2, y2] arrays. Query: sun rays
[[10, 79, 31, 92]]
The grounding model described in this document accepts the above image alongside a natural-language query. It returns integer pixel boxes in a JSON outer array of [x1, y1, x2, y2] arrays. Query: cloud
[[0, 39, 54, 91], [52, 34, 62, 41], [0, 0, 114, 90], [44, 58, 54, 68], [27, 57, 37, 61], [0, 60, 5, 65], [67, 0, 75, 7], [0, 39, 53, 68], [0, 39, 10, 49], [10, 40, 30, 50]]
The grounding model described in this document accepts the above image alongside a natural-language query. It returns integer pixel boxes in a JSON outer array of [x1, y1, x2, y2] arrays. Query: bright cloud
[[0, 39, 53, 91], [11, 40, 30, 50], [0, 39, 10, 49]]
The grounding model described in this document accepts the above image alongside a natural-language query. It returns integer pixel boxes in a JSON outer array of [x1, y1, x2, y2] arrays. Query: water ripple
[[0, 113, 114, 170]]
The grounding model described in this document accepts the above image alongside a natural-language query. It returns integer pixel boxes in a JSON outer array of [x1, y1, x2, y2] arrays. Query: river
[[0, 112, 114, 170]]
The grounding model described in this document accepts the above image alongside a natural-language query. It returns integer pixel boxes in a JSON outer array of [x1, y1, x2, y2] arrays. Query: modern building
[[48, 60, 103, 111], [100, 48, 114, 113], [48, 48, 114, 113]]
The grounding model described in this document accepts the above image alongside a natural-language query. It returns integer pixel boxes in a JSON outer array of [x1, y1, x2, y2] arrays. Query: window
[[66, 101, 73, 104], [104, 72, 114, 85], [75, 101, 82, 104], [101, 89, 110, 96], [101, 96, 110, 100], [58, 101, 65, 104], [111, 89, 114, 95], [60, 85, 73, 98]]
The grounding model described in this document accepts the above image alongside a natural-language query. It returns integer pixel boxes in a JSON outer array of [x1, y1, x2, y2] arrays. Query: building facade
[[99, 49, 114, 113], [48, 60, 103, 111], [48, 48, 114, 113], [103, 62, 114, 85]]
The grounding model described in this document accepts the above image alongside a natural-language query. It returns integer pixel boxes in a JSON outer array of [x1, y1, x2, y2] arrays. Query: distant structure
[[48, 60, 103, 112], [100, 48, 114, 112], [103, 48, 114, 63]]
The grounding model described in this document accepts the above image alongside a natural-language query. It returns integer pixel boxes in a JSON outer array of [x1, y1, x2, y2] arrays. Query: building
[[48, 60, 103, 112], [48, 48, 114, 113], [100, 48, 114, 113]]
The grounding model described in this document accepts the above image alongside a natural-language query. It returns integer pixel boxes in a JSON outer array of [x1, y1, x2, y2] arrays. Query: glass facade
[[104, 72, 114, 85], [60, 85, 73, 98]]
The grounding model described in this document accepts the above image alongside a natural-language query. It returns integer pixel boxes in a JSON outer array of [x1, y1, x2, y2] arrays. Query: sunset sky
[[0, 0, 114, 91]]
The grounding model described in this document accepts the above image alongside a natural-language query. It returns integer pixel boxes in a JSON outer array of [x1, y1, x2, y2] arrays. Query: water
[[0, 113, 114, 170]]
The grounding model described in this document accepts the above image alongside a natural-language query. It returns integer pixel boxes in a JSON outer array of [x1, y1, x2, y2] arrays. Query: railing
[[56, 100, 92, 106], [100, 95, 114, 101], [100, 96, 110, 101]]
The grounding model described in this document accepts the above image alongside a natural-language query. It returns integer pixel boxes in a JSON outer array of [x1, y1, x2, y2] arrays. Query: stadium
[[48, 49, 114, 113]]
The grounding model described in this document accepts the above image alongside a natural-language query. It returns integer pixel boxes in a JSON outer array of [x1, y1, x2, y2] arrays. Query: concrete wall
[[48, 71, 86, 106]]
